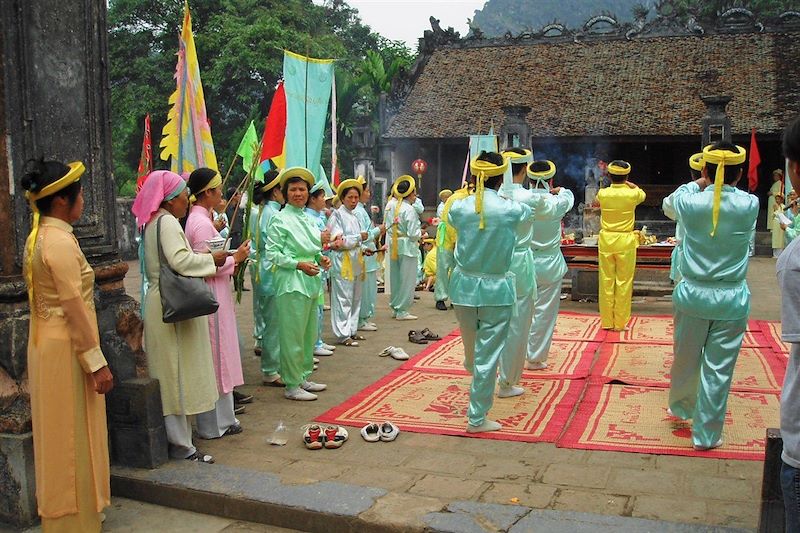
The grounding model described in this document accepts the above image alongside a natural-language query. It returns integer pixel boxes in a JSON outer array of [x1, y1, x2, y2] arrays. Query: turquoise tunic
[[662, 186, 687, 283], [666, 181, 759, 448], [251, 201, 282, 376], [266, 204, 324, 389], [355, 203, 381, 325], [448, 189, 531, 427], [389, 199, 422, 317], [526, 187, 575, 365]]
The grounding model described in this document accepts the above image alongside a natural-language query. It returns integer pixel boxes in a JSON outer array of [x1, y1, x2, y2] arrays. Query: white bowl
[[206, 238, 226, 252]]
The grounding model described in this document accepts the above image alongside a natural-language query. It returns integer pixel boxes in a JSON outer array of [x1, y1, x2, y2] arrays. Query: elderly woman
[[266, 167, 331, 401], [22, 158, 114, 532], [328, 178, 368, 346], [184, 168, 250, 438], [388, 176, 422, 320], [133, 170, 232, 463]]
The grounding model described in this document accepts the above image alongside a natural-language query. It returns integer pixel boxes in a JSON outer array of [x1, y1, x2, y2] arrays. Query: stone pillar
[[500, 105, 532, 150], [0, 0, 165, 526], [700, 95, 733, 148], [353, 123, 377, 189]]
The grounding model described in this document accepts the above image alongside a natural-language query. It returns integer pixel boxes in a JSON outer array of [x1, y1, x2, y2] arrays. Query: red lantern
[[411, 159, 428, 175]]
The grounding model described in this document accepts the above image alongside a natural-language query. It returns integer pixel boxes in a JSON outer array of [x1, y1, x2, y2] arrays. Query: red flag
[[332, 166, 341, 187], [748, 128, 761, 192], [136, 114, 153, 192], [260, 82, 287, 168]]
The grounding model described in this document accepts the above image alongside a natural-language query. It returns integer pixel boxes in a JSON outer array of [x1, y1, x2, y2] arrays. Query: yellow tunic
[[423, 245, 437, 278], [24, 217, 110, 532], [596, 183, 646, 330]]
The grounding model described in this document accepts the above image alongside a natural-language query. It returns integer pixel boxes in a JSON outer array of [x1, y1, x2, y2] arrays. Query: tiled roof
[[385, 31, 800, 139]]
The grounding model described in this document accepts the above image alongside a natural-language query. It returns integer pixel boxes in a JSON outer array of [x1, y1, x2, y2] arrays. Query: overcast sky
[[343, 0, 487, 50]]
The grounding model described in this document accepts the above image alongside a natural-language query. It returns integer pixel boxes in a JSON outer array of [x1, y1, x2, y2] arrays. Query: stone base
[[570, 268, 673, 302], [0, 431, 37, 527], [107, 378, 168, 469]]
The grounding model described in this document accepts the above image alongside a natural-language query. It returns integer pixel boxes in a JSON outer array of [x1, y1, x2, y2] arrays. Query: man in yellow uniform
[[596, 160, 645, 331]]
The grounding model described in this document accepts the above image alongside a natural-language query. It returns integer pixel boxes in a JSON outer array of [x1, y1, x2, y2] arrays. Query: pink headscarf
[[131, 170, 186, 227]]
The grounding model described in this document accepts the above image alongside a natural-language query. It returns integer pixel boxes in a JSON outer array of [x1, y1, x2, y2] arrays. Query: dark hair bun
[[21, 158, 70, 193]]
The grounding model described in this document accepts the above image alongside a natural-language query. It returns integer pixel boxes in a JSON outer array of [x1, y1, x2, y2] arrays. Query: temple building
[[377, 8, 800, 232]]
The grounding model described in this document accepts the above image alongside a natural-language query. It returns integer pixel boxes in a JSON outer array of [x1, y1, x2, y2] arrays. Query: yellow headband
[[501, 149, 533, 166], [337, 178, 364, 199], [261, 174, 281, 194], [689, 153, 704, 172], [702, 144, 747, 236], [392, 175, 416, 199], [527, 160, 556, 188], [25, 161, 85, 305], [470, 157, 509, 229], [607, 161, 631, 176], [189, 172, 222, 203]]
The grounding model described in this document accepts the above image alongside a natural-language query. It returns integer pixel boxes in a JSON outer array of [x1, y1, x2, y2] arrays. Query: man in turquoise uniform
[[251, 170, 284, 385], [354, 176, 384, 331], [524, 160, 574, 371], [662, 153, 703, 284], [665, 142, 758, 450], [448, 152, 531, 433]]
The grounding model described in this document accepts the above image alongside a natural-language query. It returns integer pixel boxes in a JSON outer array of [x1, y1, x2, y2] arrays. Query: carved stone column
[[700, 95, 733, 148], [1, 0, 165, 526]]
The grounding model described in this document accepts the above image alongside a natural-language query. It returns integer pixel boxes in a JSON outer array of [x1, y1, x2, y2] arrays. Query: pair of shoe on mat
[[360, 421, 400, 442], [303, 424, 348, 450], [408, 328, 441, 344]]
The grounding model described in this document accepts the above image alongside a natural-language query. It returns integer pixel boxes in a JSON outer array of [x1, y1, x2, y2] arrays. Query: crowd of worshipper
[[20, 117, 800, 531]]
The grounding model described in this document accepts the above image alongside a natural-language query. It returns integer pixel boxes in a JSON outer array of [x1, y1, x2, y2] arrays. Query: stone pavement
[[116, 257, 783, 531]]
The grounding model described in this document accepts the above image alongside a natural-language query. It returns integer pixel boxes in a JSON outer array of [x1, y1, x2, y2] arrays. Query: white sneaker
[[358, 323, 378, 331], [378, 421, 400, 442], [395, 314, 418, 321], [466, 420, 502, 433], [360, 422, 381, 442], [322, 343, 336, 351], [285, 387, 317, 401], [389, 347, 409, 360], [301, 380, 327, 392], [497, 385, 525, 398], [313, 357, 320, 364], [323, 304, 331, 311], [314, 346, 334, 356]]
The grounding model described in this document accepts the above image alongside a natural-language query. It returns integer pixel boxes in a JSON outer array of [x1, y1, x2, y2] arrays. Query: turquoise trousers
[[454, 304, 513, 427], [359, 270, 378, 326], [250, 267, 265, 345], [390, 255, 417, 317], [260, 274, 281, 376], [668, 310, 747, 448], [498, 291, 535, 388], [276, 291, 317, 389], [527, 279, 563, 363]]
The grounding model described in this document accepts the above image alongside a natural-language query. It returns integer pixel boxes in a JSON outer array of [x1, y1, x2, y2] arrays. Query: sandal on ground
[[351, 334, 366, 341], [378, 346, 395, 357], [420, 328, 441, 341], [408, 330, 428, 344], [340, 337, 359, 347], [186, 451, 215, 463], [223, 424, 243, 437]]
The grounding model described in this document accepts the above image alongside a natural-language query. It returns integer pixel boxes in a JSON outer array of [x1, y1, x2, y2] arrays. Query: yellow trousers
[[598, 247, 636, 330]]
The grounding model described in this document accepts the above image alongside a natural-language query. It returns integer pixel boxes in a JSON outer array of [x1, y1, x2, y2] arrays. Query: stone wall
[[116, 198, 138, 260]]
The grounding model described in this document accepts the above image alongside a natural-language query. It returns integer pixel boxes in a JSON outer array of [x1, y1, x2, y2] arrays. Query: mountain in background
[[469, 0, 657, 36]]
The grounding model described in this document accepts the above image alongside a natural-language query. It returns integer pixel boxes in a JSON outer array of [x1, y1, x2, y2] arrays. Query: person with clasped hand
[[22, 158, 114, 532], [132, 170, 247, 464]]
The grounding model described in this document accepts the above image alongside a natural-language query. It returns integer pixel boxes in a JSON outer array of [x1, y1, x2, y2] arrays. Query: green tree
[[108, 0, 414, 195]]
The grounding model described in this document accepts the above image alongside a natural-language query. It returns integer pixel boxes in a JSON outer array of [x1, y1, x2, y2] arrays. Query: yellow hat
[[702, 144, 747, 236], [501, 148, 533, 165], [689, 153, 704, 172], [278, 166, 315, 188], [261, 173, 281, 193], [527, 160, 556, 181], [392, 175, 416, 198], [337, 178, 364, 199], [439, 189, 453, 200], [356, 175, 366, 185], [423, 238, 435, 244], [607, 160, 631, 176]]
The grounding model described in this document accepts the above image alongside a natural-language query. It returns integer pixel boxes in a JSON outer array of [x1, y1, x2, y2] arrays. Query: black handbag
[[156, 215, 219, 323]]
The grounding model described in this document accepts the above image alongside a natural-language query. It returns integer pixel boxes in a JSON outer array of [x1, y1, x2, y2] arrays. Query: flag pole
[[304, 45, 310, 169], [220, 153, 240, 193]]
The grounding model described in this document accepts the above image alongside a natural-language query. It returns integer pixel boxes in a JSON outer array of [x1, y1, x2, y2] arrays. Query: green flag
[[236, 121, 264, 181]]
